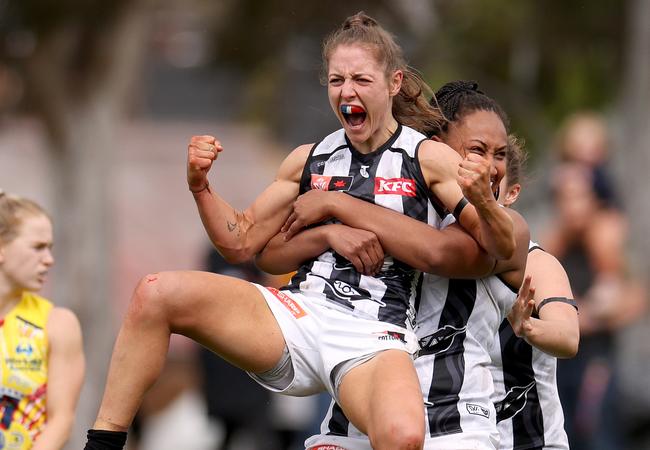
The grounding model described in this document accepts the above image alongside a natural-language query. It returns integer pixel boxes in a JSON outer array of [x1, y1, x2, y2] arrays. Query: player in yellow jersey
[[0, 191, 85, 449]]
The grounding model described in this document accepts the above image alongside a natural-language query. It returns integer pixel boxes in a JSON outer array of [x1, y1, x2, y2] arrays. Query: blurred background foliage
[[0, 0, 630, 154]]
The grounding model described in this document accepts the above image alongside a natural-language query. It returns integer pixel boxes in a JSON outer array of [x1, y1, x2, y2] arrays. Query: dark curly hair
[[430, 80, 509, 136]]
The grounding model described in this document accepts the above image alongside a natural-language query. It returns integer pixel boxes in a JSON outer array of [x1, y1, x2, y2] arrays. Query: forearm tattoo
[[227, 210, 245, 237]]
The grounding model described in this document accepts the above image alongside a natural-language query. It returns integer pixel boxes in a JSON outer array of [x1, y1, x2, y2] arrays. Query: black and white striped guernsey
[[285, 124, 446, 329], [309, 221, 518, 449], [490, 241, 569, 450], [414, 264, 517, 446]]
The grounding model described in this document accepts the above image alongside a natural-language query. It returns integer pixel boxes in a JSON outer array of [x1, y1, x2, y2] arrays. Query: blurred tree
[[416, 0, 625, 155], [619, 0, 650, 276], [206, 0, 626, 155], [210, 0, 412, 143], [0, 0, 153, 447]]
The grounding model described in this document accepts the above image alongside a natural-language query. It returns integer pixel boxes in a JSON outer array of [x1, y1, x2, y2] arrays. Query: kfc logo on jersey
[[310, 175, 353, 191], [374, 177, 416, 197]]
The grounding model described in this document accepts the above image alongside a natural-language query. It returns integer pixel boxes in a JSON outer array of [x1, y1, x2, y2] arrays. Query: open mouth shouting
[[340, 104, 367, 129]]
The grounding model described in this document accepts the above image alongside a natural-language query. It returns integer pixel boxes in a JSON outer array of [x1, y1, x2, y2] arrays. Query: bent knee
[[370, 421, 424, 450], [129, 272, 180, 320]]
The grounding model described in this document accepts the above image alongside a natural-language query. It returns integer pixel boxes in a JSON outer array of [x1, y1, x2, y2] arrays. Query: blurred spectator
[[543, 113, 647, 450], [553, 111, 619, 207]]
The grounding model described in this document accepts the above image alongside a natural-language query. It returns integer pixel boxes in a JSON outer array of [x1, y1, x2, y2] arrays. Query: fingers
[[526, 286, 536, 307], [368, 240, 385, 275], [519, 275, 532, 296], [357, 239, 384, 276], [189, 140, 222, 158], [283, 214, 304, 241], [281, 212, 295, 233], [346, 249, 378, 276], [458, 155, 491, 185], [357, 251, 374, 275], [349, 256, 365, 274]]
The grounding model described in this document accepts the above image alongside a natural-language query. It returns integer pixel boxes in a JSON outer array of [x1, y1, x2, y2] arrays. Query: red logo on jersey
[[266, 287, 307, 319], [310, 175, 353, 191], [374, 177, 416, 196]]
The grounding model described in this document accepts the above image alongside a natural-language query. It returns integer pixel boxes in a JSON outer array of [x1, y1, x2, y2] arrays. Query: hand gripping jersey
[[285, 124, 448, 330], [490, 241, 569, 450], [0, 292, 52, 449]]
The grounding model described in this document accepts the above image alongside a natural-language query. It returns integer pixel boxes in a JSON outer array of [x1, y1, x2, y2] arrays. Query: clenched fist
[[457, 152, 497, 209], [187, 135, 223, 193]]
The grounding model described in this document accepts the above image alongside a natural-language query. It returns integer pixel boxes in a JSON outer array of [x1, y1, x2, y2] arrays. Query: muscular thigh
[[145, 271, 286, 373], [337, 349, 423, 435]]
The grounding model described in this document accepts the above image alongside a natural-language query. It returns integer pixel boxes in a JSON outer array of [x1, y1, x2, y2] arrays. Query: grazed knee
[[370, 419, 424, 450], [127, 272, 179, 324]]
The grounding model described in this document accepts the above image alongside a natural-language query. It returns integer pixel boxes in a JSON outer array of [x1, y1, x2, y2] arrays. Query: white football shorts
[[248, 284, 419, 400]]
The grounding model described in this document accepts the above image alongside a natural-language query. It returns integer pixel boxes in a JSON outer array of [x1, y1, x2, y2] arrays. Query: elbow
[[216, 243, 256, 265], [218, 249, 253, 265], [421, 251, 446, 275], [222, 251, 253, 265], [495, 237, 516, 260], [557, 334, 580, 359], [254, 254, 285, 275]]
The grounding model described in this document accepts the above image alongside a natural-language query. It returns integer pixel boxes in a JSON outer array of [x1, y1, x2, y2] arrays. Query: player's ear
[[388, 70, 403, 97], [504, 183, 521, 206]]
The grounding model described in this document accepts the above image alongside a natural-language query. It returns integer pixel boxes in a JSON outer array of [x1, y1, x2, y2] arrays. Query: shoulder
[[492, 208, 529, 285], [527, 248, 566, 278], [507, 208, 530, 242], [418, 139, 461, 162], [47, 307, 83, 347], [526, 247, 573, 298], [394, 126, 428, 155], [277, 144, 314, 182], [418, 140, 462, 177]]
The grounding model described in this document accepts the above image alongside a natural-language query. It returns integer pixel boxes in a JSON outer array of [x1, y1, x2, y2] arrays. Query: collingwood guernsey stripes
[[490, 241, 569, 450], [285, 124, 446, 329], [309, 219, 519, 448], [415, 267, 518, 445]]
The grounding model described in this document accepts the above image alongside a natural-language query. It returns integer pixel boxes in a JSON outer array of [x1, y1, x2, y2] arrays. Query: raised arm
[[187, 135, 309, 263], [33, 308, 85, 450], [420, 140, 515, 259], [508, 249, 579, 358], [279, 190, 495, 278]]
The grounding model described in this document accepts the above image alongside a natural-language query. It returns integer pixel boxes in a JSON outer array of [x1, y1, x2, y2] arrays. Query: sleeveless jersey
[[285, 125, 446, 329], [311, 219, 518, 448], [415, 270, 517, 445], [0, 292, 52, 449], [490, 241, 569, 450]]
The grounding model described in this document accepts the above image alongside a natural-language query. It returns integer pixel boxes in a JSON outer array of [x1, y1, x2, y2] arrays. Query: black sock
[[84, 429, 128, 450]]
